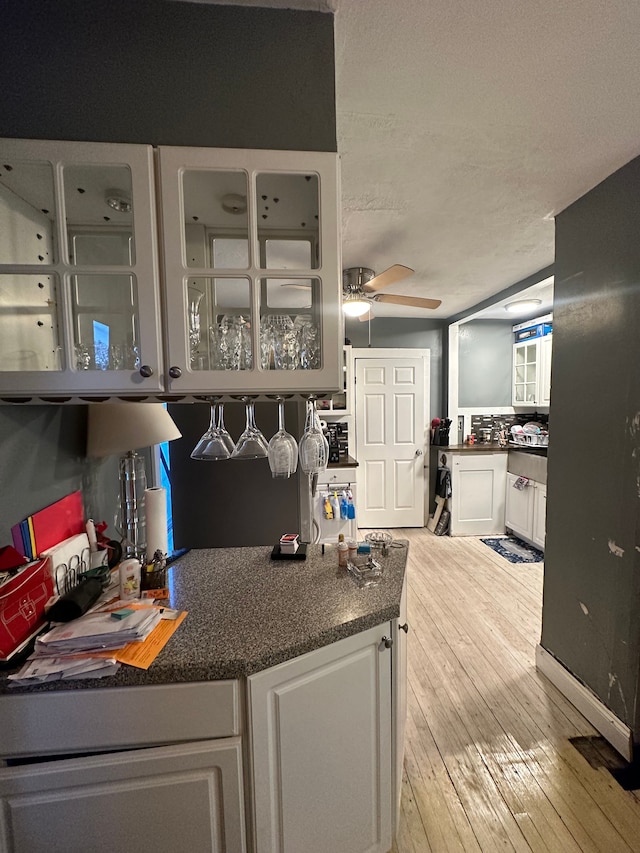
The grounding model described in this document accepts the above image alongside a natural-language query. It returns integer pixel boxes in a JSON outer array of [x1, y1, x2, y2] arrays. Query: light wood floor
[[384, 527, 640, 853]]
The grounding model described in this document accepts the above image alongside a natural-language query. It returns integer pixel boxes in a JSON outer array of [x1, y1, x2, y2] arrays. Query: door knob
[[415, 449, 423, 457], [168, 366, 182, 379], [139, 365, 154, 378]]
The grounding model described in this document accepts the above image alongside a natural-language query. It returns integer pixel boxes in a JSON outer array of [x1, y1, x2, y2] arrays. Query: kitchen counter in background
[[0, 542, 407, 694], [328, 454, 359, 467], [435, 443, 547, 456]]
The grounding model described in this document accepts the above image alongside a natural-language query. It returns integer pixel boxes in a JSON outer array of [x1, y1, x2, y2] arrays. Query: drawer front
[[0, 680, 240, 759], [318, 467, 357, 486]]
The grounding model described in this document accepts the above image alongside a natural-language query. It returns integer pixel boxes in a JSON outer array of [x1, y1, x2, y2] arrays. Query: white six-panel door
[[354, 351, 428, 528]]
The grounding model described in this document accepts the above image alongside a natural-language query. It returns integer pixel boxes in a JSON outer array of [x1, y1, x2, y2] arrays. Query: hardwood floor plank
[[384, 527, 640, 853]]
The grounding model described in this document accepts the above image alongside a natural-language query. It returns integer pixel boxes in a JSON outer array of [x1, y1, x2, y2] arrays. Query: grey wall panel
[[542, 155, 640, 739], [458, 319, 513, 408], [0, 0, 336, 152], [0, 406, 119, 546], [345, 318, 444, 420], [168, 402, 301, 548]]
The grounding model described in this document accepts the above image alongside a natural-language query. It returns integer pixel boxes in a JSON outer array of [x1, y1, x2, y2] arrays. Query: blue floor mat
[[479, 536, 544, 564]]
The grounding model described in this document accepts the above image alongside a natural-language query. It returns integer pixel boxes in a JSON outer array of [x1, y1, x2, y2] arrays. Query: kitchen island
[[0, 543, 408, 853]]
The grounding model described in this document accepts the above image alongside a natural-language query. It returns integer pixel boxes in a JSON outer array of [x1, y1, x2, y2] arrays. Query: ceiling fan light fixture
[[505, 298, 542, 314], [342, 295, 370, 317]]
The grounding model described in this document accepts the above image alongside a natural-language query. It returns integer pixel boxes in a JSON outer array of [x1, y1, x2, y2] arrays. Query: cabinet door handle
[[139, 364, 154, 378], [379, 636, 394, 650], [168, 366, 182, 379], [399, 622, 409, 633]]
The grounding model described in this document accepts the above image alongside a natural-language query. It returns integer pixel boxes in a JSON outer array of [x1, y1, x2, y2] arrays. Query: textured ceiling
[[187, 0, 640, 319]]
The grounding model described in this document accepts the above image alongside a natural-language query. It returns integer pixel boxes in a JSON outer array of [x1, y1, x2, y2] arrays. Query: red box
[[0, 558, 53, 660]]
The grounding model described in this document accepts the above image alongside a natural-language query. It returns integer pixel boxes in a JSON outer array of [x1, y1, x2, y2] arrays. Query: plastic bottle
[[337, 533, 348, 568], [347, 538, 358, 563], [339, 492, 348, 520], [330, 491, 340, 520], [119, 557, 141, 601]]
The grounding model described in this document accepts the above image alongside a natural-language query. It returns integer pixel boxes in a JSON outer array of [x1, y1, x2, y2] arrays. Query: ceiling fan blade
[[373, 293, 442, 310], [363, 264, 414, 293]]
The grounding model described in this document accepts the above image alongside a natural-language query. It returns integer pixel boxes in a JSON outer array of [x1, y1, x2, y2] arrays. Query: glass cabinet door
[[0, 139, 163, 395], [513, 340, 539, 404], [158, 146, 341, 394]]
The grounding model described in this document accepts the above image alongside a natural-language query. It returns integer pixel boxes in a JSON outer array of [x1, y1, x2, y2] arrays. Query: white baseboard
[[535, 644, 633, 762]]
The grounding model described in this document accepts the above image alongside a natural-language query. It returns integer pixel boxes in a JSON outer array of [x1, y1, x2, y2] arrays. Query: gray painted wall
[[458, 319, 513, 408], [0, 407, 118, 544], [541, 154, 640, 742], [345, 318, 444, 420], [0, 0, 335, 547]]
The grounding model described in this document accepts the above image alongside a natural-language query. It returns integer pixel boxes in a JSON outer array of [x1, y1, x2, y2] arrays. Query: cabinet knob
[[415, 449, 423, 457], [380, 636, 394, 650], [168, 366, 182, 379], [139, 364, 154, 378], [399, 623, 409, 633]]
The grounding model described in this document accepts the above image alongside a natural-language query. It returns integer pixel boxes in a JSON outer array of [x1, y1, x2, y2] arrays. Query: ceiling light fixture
[[342, 294, 370, 317], [504, 298, 542, 314]]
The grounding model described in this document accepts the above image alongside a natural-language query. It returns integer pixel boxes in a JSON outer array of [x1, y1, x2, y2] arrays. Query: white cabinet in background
[[315, 466, 357, 545], [505, 472, 547, 550], [0, 739, 246, 853], [512, 333, 552, 407], [444, 452, 508, 536], [248, 621, 393, 853], [532, 482, 547, 549]]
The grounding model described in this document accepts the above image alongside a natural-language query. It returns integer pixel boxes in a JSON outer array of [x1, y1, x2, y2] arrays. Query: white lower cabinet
[[505, 472, 547, 550], [248, 623, 393, 853], [445, 452, 508, 536], [0, 738, 246, 853]]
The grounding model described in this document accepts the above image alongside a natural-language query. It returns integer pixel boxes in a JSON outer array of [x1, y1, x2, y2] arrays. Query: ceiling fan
[[342, 265, 441, 320]]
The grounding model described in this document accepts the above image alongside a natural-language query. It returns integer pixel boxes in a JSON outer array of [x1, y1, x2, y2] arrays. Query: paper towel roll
[[144, 487, 168, 558]]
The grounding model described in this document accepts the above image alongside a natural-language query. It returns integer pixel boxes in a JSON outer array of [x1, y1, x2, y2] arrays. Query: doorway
[[354, 349, 430, 528]]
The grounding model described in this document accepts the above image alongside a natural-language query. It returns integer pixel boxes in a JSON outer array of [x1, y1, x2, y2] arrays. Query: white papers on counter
[[36, 608, 161, 654], [7, 656, 120, 685], [7, 608, 161, 686]]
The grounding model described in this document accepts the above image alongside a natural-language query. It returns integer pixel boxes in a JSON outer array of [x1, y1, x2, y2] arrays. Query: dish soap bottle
[[337, 533, 348, 568]]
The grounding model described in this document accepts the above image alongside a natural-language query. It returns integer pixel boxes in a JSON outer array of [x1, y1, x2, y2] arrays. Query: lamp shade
[[87, 403, 182, 458]]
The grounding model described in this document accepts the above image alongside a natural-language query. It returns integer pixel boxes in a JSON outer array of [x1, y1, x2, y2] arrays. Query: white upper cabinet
[[157, 146, 342, 394], [512, 333, 552, 407], [0, 140, 342, 397], [0, 138, 163, 394]]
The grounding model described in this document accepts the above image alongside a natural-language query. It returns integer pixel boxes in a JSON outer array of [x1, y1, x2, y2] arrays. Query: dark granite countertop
[[0, 542, 407, 694], [433, 443, 547, 456], [328, 455, 359, 467]]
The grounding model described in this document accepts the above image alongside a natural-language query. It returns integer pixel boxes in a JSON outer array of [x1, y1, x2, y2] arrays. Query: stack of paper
[[36, 608, 161, 654], [8, 608, 161, 686], [7, 656, 120, 684]]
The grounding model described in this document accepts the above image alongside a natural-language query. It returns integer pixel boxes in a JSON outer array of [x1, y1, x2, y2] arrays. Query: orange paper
[[93, 610, 187, 669]]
